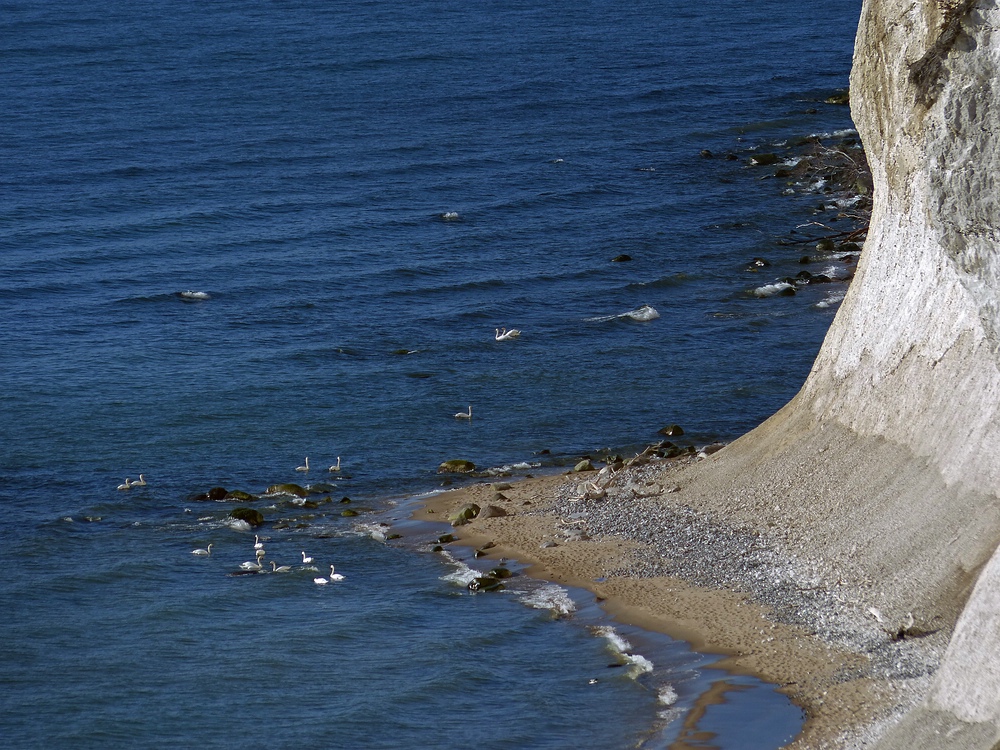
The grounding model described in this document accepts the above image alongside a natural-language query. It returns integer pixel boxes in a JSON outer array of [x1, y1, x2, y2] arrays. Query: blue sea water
[[1, 0, 862, 747]]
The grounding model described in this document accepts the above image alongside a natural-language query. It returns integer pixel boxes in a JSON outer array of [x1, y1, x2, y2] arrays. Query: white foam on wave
[[484, 461, 542, 476], [594, 625, 654, 677], [815, 290, 847, 309], [586, 304, 660, 323], [518, 583, 577, 616], [439, 552, 482, 587], [353, 522, 389, 542], [658, 684, 679, 706], [753, 281, 794, 297], [179, 290, 211, 300], [228, 518, 251, 531]]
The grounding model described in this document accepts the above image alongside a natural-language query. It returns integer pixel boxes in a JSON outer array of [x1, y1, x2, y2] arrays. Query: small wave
[[228, 519, 251, 531], [518, 584, 577, 616], [586, 304, 660, 323], [439, 553, 481, 587], [658, 684, 679, 706], [594, 626, 654, 677], [178, 290, 211, 300], [815, 290, 847, 309], [483, 461, 542, 476], [752, 282, 794, 297], [353, 522, 390, 542], [439, 211, 460, 221]]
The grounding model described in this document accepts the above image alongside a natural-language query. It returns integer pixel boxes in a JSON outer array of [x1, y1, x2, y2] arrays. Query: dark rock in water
[[725, 152, 738, 161], [392, 349, 415, 355], [339, 496, 351, 503], [749, 153, 780, 166], [207, 487, 228, 500], [749, 257, 771, 269], [479, 504, 508, 519], [438, 533, 456, 544], [700, 149, 714, 158], [340, 508, 359, 517], [432, 544, 444, 552], [774, 168, 792, 178], [266, 483, 309, 498], [438, 459, 476, 474], [573, 459, 595, 473], [779, 285, 797, 296], [386, 533, 402, 540], [468, 576, 504, 592], [488, 567, 514, 579], [809, 274, 833, 284], [658, 424, 685, 437], [611, 254, 632, 262], [800, 255, 812, 264], [839, 241, 862, 254], [797, 270, 813, 280], [230, 507, 264, 527], [815, 238, 837, 254], [825, 90, 850, 105], [449, 503, 481, 527], [406, 372, 433, 379], [224, 490, 255, 502]]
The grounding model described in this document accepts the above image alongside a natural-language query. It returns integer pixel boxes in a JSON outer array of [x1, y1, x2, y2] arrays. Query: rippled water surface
[[2, 0, 861, 747]]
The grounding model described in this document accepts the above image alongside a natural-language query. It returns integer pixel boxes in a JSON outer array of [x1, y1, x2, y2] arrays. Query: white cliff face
[[804, 0, 1000, 494], [827, 1, 1000, 746]]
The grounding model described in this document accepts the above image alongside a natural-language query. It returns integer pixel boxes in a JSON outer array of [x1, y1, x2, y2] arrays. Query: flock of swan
[[294, 456, 342, 473], [192, 536, 347, 585], [117, 474, 147, 490]]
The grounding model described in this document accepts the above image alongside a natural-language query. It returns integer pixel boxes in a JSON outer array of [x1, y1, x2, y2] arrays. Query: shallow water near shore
[[3, 0, 861, 746]]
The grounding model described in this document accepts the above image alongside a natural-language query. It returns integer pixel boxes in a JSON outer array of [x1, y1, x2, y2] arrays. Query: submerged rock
[[468, 576, 504, 592], [266, 483, 309, 497], [658, 424, 685, 437], [224, 490, 256, 502], [229, 507, 264, 527], [438, 459, 476, 474]]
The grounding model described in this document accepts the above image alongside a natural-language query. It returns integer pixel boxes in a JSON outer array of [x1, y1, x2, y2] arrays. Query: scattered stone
[[573, 459, 596, 472], [658, 424, 685, 437], [449, 503, 481, 526], [750, 152, 781, 166], [479, 504, 508, 519], [700, 149, 714, 158], [438, 533, 456, 544], [223, 490, 255, 502], [489, 567, 514, 579], [611, 254, 632, 262], [815, 238, 837, 254], [339, 496, 351, 503], [341, 509, 359, 517], [540, 540, 558, 548], [825, 90, 850, 105]]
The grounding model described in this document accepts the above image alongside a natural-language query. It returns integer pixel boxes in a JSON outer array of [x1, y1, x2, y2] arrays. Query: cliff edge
[[671, 0, 1000, 746]]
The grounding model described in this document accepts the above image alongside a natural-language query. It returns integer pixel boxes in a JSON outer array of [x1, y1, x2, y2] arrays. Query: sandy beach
[[414, 438, 951, 749]]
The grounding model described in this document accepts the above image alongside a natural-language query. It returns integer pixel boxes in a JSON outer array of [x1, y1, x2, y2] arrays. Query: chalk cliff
[[673, 0, 1000, 746]]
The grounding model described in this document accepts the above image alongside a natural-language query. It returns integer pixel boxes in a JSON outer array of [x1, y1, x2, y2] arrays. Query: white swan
[[495, 327, 521, 341], [296, 457, 310, 472], [254, 535, 264, 550], [454, 406, 472, 419], [117, 478, 132, 490], [270, 561, 292, 573], [313, 575, 329, 585], [240, 560, 263, 571], [192, 543, 213, 556], [131, 474, 147, 487], [329, 564, 345, 581], [255, 548, 266, 561], [328, 456, 341, 472], [301, 551, 314, 564]]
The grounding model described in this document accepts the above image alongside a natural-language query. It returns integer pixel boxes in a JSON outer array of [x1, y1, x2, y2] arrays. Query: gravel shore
[[415, 442, 950, 748]]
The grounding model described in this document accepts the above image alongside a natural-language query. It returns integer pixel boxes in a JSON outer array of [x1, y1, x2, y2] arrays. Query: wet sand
[[413, 450, 947, 749]]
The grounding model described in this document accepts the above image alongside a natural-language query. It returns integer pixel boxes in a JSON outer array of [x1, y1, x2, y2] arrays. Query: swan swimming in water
[[495, 327, 521, 341], [301, 551, 314, 564], [192, 543, 213, 556], [296, 457, 309, 472], [328, 456, 341, 472], [270, 561, 292, 573], [313, 575, 329, 585], [117, 478, 132, 490], [329, 564, 345, 581], [131, 474, 147, 487], [254, 535, 264, 550], [240, 560, 263, 571], [454, 406, 472, 419]]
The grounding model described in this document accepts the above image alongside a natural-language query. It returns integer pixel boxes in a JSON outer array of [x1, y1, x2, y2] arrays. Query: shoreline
[[412, 453, 945, 748]]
